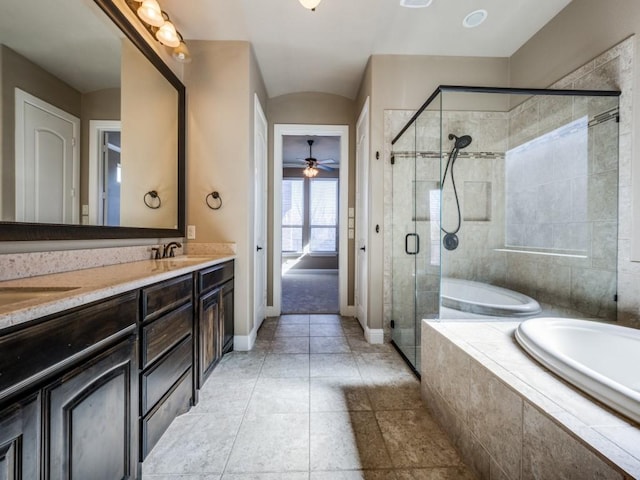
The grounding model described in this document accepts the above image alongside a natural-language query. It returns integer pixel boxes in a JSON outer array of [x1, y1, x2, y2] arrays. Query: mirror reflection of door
[[15, 89, 80, 224], [102, 131, 121, 226]]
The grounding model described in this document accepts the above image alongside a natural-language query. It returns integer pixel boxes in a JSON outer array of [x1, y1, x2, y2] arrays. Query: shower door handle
[[405, 233, 420, 255]]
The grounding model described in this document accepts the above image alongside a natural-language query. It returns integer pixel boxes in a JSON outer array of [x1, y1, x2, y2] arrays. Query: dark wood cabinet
[[139, 276, 194, 460], [44, 336, 137, 480], [0, 394, 40, 480], [221, 279, 234, 354], [0, 259, 234, 479], [197, 287, 223, 389], [195, 260, 234, 390], [0, 292, 138, 480]]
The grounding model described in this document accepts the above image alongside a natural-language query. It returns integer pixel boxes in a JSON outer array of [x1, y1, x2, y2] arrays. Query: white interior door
[[355, 98, 370, 330], [254, 94, 268, 331], [15, 89, 79, 224]]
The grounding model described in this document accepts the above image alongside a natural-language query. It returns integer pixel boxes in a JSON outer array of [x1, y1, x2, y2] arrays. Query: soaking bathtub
[[515, 317, 640, 424], [441, 278, 541, 318]]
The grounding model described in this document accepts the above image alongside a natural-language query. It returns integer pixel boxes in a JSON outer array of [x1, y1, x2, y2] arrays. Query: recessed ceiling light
[[463, 9, 488, 28], [400, 0, 433, 8]]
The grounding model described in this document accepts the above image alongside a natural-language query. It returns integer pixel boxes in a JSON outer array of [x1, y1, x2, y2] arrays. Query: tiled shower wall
[[383, 36, 637, 333], [504, 92, 620, 320]]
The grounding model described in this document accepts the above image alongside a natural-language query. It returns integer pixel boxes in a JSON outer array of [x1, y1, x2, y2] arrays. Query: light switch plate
[[187, 225, 196, 240], [81, 204, 89, 215], [348, 207, 355, 218], [348, 228, 354, 239], [348, 218, 354, 228]]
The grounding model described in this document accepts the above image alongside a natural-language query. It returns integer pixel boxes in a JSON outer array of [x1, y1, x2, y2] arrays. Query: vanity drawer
[[0, 292, 137, 404], [142, 303, 192, 368], [141, 335, 192, 415], [142, 274, 192, 322], [141, 368, 192, 458], [198, 261, 234, 294]]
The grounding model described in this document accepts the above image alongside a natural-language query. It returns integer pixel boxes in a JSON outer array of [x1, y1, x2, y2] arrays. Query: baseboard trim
[[365, 327, 384, 344], [341, 305, 356, 317], [265, 306, 279, 317], [234, 327, 257, 351]]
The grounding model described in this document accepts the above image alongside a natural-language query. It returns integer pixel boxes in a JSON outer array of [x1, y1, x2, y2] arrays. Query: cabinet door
[[45, 336, 138, 480], [221, 279, 234, 354], [0, 395, 40, 479], [197, 288, 222, 389]]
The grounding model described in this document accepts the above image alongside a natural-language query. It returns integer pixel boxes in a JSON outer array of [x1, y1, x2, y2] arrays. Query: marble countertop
[[0, 255, 234, 331]]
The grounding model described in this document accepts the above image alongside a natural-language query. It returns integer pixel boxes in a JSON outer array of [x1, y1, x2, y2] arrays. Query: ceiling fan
[[286, 139, 337, 177]]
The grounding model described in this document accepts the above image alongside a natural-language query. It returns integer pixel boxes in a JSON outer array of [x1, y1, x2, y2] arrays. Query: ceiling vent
[[400, 0, 433, 8]]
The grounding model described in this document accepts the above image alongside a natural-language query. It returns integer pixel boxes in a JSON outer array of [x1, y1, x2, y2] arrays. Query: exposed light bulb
[[172, 40, 192, 63], [156, 21, 180, 47], [137, 0, 164, 27], [299, 0, 322, 10]]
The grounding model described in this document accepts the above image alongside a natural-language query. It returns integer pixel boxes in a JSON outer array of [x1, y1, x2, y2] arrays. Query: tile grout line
[[218, 341, 268, 478], [308, 319, 312, 477]]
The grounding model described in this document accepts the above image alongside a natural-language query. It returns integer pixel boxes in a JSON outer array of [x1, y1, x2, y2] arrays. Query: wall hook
[[144, 190, 161, 209], [206, 191, 223, 210]]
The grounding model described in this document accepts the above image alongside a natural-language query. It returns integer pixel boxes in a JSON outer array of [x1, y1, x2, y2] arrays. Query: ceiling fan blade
[[317, 159, 336, 164], [317, 164, 334, 171]]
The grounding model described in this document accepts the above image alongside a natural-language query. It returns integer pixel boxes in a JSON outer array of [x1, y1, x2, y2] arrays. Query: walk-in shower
[[388, 85, 621, 372]]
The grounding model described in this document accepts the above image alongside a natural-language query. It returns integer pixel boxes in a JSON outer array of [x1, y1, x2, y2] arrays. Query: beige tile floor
[[142, 315, 477, 480]]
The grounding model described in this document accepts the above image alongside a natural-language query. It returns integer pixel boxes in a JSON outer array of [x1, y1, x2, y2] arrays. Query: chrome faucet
[[162, 241, 182, 258]]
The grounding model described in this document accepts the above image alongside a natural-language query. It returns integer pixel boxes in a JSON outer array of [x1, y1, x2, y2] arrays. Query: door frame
[[253, 94, 268, 333], [88, 120, 121, 225], [15, 88, 80, 223], [355, 97, 370, 333], [273, 124, 350, 316]]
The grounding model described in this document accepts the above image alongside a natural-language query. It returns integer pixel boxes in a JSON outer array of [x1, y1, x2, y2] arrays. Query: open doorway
[[88, 120, 121, 226], [273, 124, 349, 316], [281, 135, 340, 313]]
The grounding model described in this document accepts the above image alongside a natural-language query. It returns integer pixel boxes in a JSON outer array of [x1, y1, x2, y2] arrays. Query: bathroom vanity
[[0, 256, 234, 479]]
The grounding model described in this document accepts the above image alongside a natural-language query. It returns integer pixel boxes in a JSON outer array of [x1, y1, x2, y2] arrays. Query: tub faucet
[[162, 241, 182, 258]]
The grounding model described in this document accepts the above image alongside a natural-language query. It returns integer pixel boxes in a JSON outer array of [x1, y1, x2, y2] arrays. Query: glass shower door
[[391, 104, 442, 372], [391, 122, 418, 367]]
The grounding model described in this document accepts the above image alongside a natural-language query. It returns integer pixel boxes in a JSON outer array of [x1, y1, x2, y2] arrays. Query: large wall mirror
[[0, 0, 185, 240]]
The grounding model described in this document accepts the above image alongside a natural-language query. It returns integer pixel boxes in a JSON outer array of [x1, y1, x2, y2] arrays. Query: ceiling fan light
[[156, 21, 181, 47], [137, 0, 164, 27], [299, 0, 322, 10], [303, 166, 319, 177]]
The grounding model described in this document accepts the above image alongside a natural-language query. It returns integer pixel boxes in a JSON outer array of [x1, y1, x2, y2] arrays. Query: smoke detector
[[400, 0, 433, 8]]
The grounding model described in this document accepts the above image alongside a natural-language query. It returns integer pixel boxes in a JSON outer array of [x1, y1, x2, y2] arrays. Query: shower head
[[448, 134, 473, 150]]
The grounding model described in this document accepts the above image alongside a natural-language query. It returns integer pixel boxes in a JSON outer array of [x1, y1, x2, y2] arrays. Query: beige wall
[[359, 55, 509, 331], [121, 41, 178, 229], [1, 45, 82, 221], [80, 88, 121, 208], [266, 92, 356, 307], [185, 40, 267, 339]]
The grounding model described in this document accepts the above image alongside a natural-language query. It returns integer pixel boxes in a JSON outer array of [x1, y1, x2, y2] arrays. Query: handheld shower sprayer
[[441, 133, 472, 251], [449, 134, 473, 150]]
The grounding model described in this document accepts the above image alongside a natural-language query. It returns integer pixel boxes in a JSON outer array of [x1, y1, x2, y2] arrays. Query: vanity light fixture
[[172, 34, 192, 63], [299, 0, 322, 11], [137, 0, 164, 27], [126, 0, 191, 63], [155, 15, 180, 47]]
